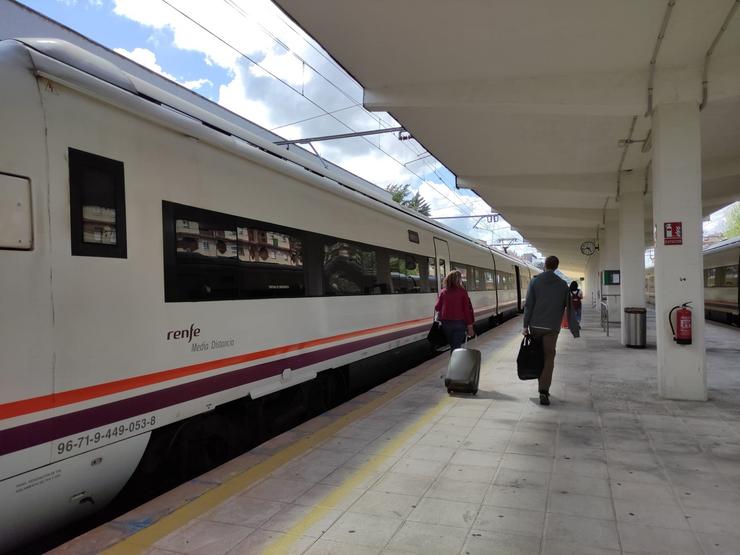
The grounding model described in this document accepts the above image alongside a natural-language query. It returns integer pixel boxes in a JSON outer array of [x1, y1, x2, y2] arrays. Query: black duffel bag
[[427, 320, 447, 348], [517, 335, 544, 380]]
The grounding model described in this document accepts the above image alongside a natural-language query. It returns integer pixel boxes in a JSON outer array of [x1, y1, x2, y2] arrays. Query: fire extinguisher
[[669, 302, 692, 345]]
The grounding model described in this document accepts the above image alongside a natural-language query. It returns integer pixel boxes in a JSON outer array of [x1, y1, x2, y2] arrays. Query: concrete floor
[[56, 308, 740, 555]]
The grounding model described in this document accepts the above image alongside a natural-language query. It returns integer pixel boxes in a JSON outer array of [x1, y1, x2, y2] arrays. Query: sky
[[17, 0, 536, 257]]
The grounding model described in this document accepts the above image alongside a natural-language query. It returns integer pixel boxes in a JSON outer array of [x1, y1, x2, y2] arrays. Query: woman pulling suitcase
[[435, 270, 480, 395], [434, 270, 475, 349]]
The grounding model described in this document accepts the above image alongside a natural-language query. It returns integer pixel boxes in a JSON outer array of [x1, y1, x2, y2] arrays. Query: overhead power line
[[159, 0, 478, 217]]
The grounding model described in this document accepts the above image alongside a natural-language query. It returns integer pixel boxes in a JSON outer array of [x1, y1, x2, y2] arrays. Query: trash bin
[[624, 307, 646, 348]]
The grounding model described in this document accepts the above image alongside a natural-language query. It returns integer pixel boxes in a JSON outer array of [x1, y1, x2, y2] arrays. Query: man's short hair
[[545, 255, 559, 270]]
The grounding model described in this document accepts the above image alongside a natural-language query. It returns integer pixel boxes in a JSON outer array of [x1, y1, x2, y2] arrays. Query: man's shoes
[[539, 391, 550, 406]]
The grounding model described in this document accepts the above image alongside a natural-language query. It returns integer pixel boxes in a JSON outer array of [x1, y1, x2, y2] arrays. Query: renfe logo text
[[167, 323, 200, 343]]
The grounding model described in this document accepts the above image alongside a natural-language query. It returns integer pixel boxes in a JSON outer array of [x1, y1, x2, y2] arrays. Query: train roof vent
[[17, 38, 137, 94]]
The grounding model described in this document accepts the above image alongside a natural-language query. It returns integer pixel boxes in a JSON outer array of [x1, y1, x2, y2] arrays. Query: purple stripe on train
[[0, 324, 428, 456]]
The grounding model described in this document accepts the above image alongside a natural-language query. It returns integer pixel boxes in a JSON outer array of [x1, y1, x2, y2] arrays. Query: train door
[[433, 237, 450, 291], [489, 250, 499, 316], [515, 266, 522, 312]]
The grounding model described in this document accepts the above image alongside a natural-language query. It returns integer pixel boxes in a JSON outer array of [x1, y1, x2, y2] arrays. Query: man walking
[[523, 256, 579, 405]]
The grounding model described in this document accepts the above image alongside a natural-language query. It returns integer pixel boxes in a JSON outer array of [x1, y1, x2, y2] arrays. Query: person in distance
[[569, 280, 583, 323], [522, 256, 580, 405], [435, 270, 475, 351]]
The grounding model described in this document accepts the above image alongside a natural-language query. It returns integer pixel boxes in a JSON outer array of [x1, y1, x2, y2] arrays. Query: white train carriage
[[645, 236, 739, 326], [0, 38, 537, 550], [702, 237, 740, 325]]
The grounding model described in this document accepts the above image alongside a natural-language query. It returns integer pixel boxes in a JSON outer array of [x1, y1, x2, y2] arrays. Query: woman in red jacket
[[434, 270, 475, 350]]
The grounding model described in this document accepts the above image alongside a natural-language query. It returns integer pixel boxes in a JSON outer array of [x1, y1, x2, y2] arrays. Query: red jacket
[[435, 286, 474, 325]]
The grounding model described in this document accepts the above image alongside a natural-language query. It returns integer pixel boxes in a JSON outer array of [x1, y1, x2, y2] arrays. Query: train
[[645, 236, 740, 325], [0, 38, 539, 551]]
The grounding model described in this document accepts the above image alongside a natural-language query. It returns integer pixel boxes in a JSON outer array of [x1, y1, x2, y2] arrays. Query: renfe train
[[0, 38, 538, 550], [646, 236, 740, 326]]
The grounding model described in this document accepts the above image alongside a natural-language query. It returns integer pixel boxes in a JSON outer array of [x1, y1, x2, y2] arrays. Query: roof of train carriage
[[273, 0, 740, 277], [3, 36, 537, 272], [703, 235, 740, 253]]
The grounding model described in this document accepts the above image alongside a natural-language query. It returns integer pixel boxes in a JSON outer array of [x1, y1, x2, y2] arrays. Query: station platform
[[54, 308, 740, 555]]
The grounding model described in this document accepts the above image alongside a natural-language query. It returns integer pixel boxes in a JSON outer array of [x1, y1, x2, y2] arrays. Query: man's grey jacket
[[523, 271, 580, 338]]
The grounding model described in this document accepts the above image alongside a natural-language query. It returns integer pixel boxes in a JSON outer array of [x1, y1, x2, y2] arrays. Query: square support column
[[584, 252, 600, 308], [652, 102, 706, 401], [619, 191, 646, 345], [600, 218, 621, 323]]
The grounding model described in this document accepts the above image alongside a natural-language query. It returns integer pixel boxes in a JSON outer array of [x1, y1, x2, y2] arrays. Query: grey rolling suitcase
[[445, 337, 480, 395]]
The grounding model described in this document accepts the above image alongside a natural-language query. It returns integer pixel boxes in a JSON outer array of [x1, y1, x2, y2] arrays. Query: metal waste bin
[[624, 307, 646, 348]]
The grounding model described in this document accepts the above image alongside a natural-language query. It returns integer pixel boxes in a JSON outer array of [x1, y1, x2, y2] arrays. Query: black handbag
[[517, 335, 544, 380], [427, 320, 447, 348]]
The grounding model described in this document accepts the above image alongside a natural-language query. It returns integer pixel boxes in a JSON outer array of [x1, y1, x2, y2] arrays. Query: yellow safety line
[[102, 361, 446, 554], [261, 394, 453, 554]]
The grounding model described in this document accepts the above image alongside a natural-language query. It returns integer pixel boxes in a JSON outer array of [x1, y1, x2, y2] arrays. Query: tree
[[724, 203, 740, 239], [386, 183, 411, 205], [385, 184, 432, 216], [406, 192, 432, 216]]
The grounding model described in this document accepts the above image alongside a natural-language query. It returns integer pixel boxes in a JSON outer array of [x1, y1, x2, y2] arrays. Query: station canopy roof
[[274, 0, 740, 275]]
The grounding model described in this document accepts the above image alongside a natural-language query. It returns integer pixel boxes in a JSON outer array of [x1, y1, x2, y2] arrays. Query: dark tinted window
[[484, 270, 495, 291], [390, 254, 422, 293], [496, 270, 516, 290], [705, 268, 717, 287], [69, 148, 127, 258], [474, 267, 487, 291], [426, 257, 438, 293], [165, 202, 305, 301], [725, 265, 738, 287], [324, 241, 381, 295], [451, 262, 469, 289]]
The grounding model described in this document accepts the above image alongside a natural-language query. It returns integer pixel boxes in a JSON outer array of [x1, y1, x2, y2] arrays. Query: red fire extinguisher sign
[[664, 222, 682, 245]]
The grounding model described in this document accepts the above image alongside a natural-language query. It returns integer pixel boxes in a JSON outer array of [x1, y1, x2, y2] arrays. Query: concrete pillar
[[652, 102, 706, 401], [600, 218, 621, 323], [619, 191, 646, 344], [584, 251, 600, 308]]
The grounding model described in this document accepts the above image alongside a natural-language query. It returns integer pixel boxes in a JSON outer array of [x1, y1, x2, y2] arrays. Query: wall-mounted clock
[[580, 241, 597, 255]]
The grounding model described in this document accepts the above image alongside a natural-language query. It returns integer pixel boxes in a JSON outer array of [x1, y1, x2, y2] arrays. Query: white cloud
[[249, 49, 308, 88], [180, 78, 212, 91], [112, 0, 301, 71], [331, 150, 411, 186], [114, 47, 212, 90], [217, 64, 275, 128]]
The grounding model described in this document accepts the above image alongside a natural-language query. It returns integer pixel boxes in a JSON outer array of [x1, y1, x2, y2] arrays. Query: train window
[[69, 148, 127, 258], [473, 268, 486, 291], [705, 268, 717, 288], [484, 270, 495, 291], [236, 226, 304, 298], [724, 265, 738, 287], [390, 254, 422, 293], [496, 270, 515, 290], [324, 241, 381, 295], [451, 262, 469, 289], [164, 202, 306, 301], [424, 257, 438, 293]]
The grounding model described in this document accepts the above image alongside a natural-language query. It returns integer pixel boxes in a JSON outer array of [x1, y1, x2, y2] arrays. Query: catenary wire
[[160, 0, 478, 217], [221, 0, 461, 192]]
